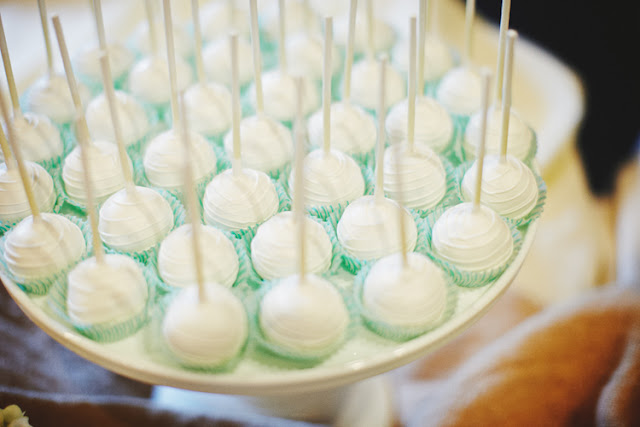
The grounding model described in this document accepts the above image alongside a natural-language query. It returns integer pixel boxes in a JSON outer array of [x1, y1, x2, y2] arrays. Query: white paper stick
[[278, 0, 287, 72], [407, 17, 416, 151], [249, 0, 264, 113], [365, 0, 375, 59], [92, 0, 108, 50], [417, 0, 427, 93], [500, 30, 517, 161], [293, 77, 306, 279], [342, 0, 358, 102], [463, 0, 476, 65], [374, 55, 388, 203], [473, 69, 492, 210], [322, 16, 333, 154], [0, 16, 22, 120], [37, 0, 54, 78], [230, 33, 242, 175], [145, 0, 158, 55], [191, 0, 206, 85], [494, 0, 511, 103]]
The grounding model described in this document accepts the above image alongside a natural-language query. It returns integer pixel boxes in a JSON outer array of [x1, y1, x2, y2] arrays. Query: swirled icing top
[[307, 102, 376, 155], [350, 59, 406, 111], [183, 82, 232, 138], [288, 149, 365, 207], [392, 34, 455, 83], [74, 43, 134, 84], [86, 90, 150, 147], [383, 142, 447, 210], [432, 203, 513, 272], [3, 213, 85, 282], [203, 168, 279, 231], [128, 55, 193, 105], [163, 282, 248, 366], [200, 1, 250, 41], [259, 273, 348, 353], [248, 70, 319, 122], [385, 96, 453, 153], [463, 107, 533, 161], [158, 224, 239, 288], [203, 36, 254, 88], [0, 162, 55, 223], [334, 14, 395, 54], [67, 254, 147, 325], [435, 66, 482, 116], [285, 32, 341, 81], [251, 211, 332, 280], [462, 155, 538, 220], [363, 252, 448, 327], [143, 128, 216, 190], [63, 140, 130, 204], [337, 195, 417, 260], [3, 113, 63, 163], [130, 21, 193, 58], [262, 0, 320, 41], [98, 187, 174, 253], [223, 114, 293, 173], [24, 74, 90, 125]]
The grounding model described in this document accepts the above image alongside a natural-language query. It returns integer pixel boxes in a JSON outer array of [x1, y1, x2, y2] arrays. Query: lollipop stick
[[161, 0, 180, 128], [417, 0, 426, 93], [0, 16, 22, 120], [191, 0, 206, 85], [494, 0, 511, 103], [322, 17, 333, 155], [230, 33, 242, 175], [92, 0, 108, 50], [342, 0, 357, 102], [374, 55, 387, 203], [278, 0, 287, 72], [365, 0, 375, 60], [473, 69, 491, 211], [37, 0, 54, 78], [463, 0, 476, 65], [145, 0, 158, 55], [0, 95, 15, 169], [293, 77, 306, 279], [500, 30, 517, 161], [249, 0, 264, 113], [407, 16, 416, 151]]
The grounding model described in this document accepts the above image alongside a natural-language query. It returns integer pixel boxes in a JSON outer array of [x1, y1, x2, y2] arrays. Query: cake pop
[[262, 0, 320, 42], [199, 0, 250, 41], [85, 90, 149, 147], [202, 33, 254, 88], [334, 0, 395, 54]]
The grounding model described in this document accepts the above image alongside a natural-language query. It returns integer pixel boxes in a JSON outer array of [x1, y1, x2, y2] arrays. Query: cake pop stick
[[191, 0, 206, 85], [472, 68, 491, 211], [0, 16, 22, 120], [417, 0, 427, 93], [292, 77, 306, 279], [463, 0, 476, 66], [249, 0, 264, 114], [145, 0, 158, 55], [494, 0, 511, 103], [407, 16, 417, 152], [162, 0, 180, 127], [0, 101, 15, 170], [91, 0, 108, 50], [278, 0, 287, 73], [230, 32, 242, 176], [342, 0, 357, 102], [499, 30, 516, 162], [322, 16, 333, 155], [37, 0, 54, 79], [374, 55, 388, 203], [365, 0, 375, 60]]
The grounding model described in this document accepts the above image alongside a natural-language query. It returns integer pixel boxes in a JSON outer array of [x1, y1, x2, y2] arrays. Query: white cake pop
[[363, 252, 448, 327], [285, 31, 341, 81], [248, 70, 319, 122], [463, 106, 532, 160], [350, 59, 405, 111], [158, 224, 239, 288], [128, 55, 193, 106], [182, 83, 232, 138], [163, 282, 248, 366], [0, 162, 55, 223], [251, 211, 332, 280], [199, 0, 250, 41], [1, 113, 63, 164], [85, 90, 150, 146], [24, 74, 91, 125], [130, 20, 192, 59], [393, 34, 454, 84], [334, 13, 395, 55], [435, 66, 482, 116], [307, 102, 376, 155], [203, 36, 254, 88], [262, 0, 320, 41], [73, 43, 134, 87], [259, 273, 348, 353]]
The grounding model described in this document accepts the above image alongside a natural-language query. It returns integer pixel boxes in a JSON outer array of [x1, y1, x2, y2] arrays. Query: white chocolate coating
[[3, 213, 85, 282], [436, 66, 482, 116], [130, 21, 193, 58], [203, 168, 279, 231], [200, 1, 250, 41], [67, 254, 147, 325], [248, 70, 319, 122], [128, 55, 193, 105], [285, 32, 341, 81], [392, 34, 454, 83], [288, 148, 364, 207], [98, 187, 174, 253], [363, 252, 448, 327], [203, 36, 254, 88], [143, 128, 216, 190], [307, 102, 376, 155], [260, 274, 348, 353], [463, 107, 534, 161], [163, 282, 248, 366], [385, 96, 453, 153], [262, 0, 320, 41], [461, 154, 538, 220], [74, 43, 134, 84], [62, 140, 131, 205], [334, 14, 395, 54], [158, 224, 239, 288], [183, 82, 232, 138], [432, 202, 513, 272], [2, 113, 63, 163], [337, 195, 417, 260], [350, 59, 406, 111], [24, 74, 91, 125], [0, 162, 56, 223], [86, 90, 150, 146], [383, 142, 447, 210], [223, 114, 293, 173], [251, 211, 332, 280]]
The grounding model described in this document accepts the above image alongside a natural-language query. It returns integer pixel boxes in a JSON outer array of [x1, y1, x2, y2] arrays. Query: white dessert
[[334, 14, 395, 54], [223, 114, 293, 174], [2, 113, 63, 164], [143, 128, 216, 190], [385, 96, 453, 153], [3, 213, 85, 282], [67, 254, 147, 325], [158, 224, 239, 288], [24, 74, 91, 125], [307, 102, 376, 156], [436, 66, 482, 116], [247, 70, 319, 122], [363, 252, 448, 327], [200, 1, 250, 41], [432, 202, 513, 271], [262, 0, 320, 41], [74, 43, 134, 85], [85, 90, 150, 147], [392, 34, 454, 84], [383, 142, 447, 210], [62, 140, 131, 205], [203, 36, 254, 88], [288, 148, 364, 207], [337, 196, 417, 260], [251, 211, 332, 280], [260, 273, 348, 353], [285, 32, 341, 81], [130, 20, 192, 59], [128, 55, 193, 106], [163, 282, 248, 366], [350, 59, 406, 111], [0, 162, 56, 223], [203, 168, 279, 231], [98, 187, 174, 253], [461, 154, 538, 220], [183, 82, 232, 138]]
